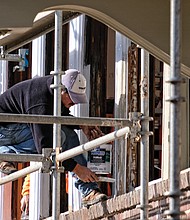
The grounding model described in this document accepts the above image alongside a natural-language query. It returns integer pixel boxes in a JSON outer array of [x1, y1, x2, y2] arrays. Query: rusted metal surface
[[127, 43, 139, 191], [128, 43, 139, 113], [113, 34, 130, 196], [141, 75, 148, 98], [84, 16, 107, 118]]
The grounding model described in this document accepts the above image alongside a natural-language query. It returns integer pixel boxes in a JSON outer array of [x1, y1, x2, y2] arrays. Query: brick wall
[[45, 168, 190, 220]]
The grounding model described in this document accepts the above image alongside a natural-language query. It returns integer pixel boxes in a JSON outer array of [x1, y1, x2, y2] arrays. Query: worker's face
[[61, 90, 75, 108]]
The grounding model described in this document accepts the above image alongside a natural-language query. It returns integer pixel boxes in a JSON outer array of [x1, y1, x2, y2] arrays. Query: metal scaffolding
[[51, 10, 63, 219], [164, 1, 183, 219], [0, 1, 184, 219], [0, 118, 132, 216], [137, 49, 152, 219], [0, 10, 132, 219]]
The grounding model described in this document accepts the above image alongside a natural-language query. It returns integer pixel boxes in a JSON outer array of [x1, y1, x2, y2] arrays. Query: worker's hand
[[20, 194, 29, 215], [80, 125, 104, 141], [72, 164, 99, 182]]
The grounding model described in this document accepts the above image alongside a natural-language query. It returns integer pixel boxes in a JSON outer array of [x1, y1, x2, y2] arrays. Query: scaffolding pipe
[[0, 113, 132, 127], [51, 10, 62, 220], [0, 163, 42, 185], [139, 49, 150, 220], [57, 126, 130, 162], [0, 153, 44, 162], [165, 1, 182, 219], [0, 127, 130, 186]]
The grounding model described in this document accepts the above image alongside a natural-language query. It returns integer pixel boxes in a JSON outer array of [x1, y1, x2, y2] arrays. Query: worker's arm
[[72, 164, 99, 182], [80, 125, 104, 140]]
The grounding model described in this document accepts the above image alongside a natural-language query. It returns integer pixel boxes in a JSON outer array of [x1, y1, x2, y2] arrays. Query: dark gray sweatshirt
[[0, 75, 77, 171]]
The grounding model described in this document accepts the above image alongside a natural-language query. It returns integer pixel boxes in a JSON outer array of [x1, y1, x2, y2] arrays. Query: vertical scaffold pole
[[165, 1, 182, 219], [139, 49, 150, 220], [52, 10, 63, 220]]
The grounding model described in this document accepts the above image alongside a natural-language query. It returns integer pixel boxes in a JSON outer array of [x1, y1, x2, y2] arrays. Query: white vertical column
[[162, 63, 189, 178], [69, 14, 89, 121], [162, 63, 171, 179], [29, 35, 49, 220], [68, 14, 88, 211], [114, 32, 130, 195], [180, 78, 189, 169], [0, 60, 8, 93], [31, 35, 46, 78], [0, 60, 12, 220], [0, 174, 12, 220]]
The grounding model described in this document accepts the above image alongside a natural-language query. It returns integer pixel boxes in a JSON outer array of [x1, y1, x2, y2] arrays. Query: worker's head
[[61, 69, 88, 108]]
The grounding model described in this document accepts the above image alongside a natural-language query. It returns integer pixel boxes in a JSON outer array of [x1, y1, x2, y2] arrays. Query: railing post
[[138, 49, 151, 220], [164, 1, 183, 219], [51, 10, 63, 220]]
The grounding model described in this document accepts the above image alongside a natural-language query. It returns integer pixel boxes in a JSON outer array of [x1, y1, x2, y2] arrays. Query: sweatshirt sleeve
[[22, 175, 30, 196], [62, 159, 77, 171]]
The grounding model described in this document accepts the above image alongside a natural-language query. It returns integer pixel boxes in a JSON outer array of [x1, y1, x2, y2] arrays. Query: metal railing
[[0, 113, 132, 127], [0, 2, 184, 219], [0, 113, 132, 219], [164, 1, 183, 219], [0, 112, 154, 220]]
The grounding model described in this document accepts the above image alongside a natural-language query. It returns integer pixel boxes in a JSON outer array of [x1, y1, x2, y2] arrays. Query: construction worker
[[0, 69, 107, 208]]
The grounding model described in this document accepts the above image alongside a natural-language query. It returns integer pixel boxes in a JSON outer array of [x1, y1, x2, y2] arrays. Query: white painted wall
[[162, 63, 189, 179], [114, 32, 130, 195], [68, 14, 90, 211], [29, 35, 50, 220], [0, 60, 12, 220], [0, 60, 8, 94]]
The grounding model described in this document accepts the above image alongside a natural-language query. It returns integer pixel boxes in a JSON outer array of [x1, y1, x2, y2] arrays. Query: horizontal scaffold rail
[[0, 153, 45, 162], [57, 126, 130, 162], [0, 113, 132, 127], [0, 163, 42, 185], [0, 127, 130, 185]]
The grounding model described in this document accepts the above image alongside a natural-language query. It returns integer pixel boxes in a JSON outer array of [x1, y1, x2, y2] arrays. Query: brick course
[[46, 168, 190, 220]]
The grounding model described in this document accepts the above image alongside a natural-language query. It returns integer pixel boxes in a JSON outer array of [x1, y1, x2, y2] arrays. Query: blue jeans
[[0, 123, 99, 196], [61, 126, 99, 197]]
